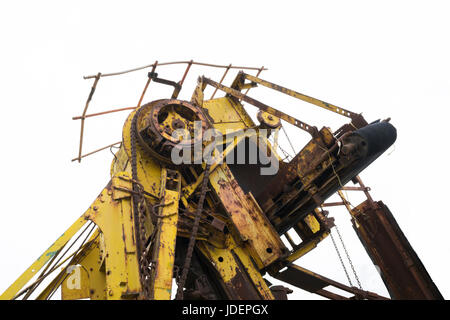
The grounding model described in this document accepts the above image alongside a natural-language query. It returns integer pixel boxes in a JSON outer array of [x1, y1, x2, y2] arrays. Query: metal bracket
[[148, 72, 182, 99]]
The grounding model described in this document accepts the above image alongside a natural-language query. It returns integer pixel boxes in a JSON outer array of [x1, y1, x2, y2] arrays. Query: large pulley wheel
[[136, 99, 208, 165], [257, 110, 281, 129]]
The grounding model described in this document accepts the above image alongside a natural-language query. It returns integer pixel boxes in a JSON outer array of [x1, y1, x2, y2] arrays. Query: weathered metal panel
[[351, 200, 443, 300], [209, 164, 285, 268]]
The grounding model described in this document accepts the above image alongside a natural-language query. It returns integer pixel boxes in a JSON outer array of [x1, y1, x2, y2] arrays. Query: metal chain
[[334, 225, 363, 289], [176, 164, 211, 300], [323, 145, 364, 290], [281, 125, 296, 156], [130, 105, 153, 299], [330, 230, 354, 287]]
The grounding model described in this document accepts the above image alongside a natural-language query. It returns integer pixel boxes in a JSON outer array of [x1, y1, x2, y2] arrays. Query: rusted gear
[[136, 99, 208, 165]]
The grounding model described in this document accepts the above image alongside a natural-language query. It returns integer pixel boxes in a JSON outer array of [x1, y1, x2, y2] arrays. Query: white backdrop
[[0, 0, 449, 299]]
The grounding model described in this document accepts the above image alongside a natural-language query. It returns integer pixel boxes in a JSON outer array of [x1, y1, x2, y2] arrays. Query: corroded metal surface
[[350, 200, 443, 300], [136, 99, 208, 165], [273, 264, 388, 300], [4, 61, 441, 301], [209, 164, 286, 268]]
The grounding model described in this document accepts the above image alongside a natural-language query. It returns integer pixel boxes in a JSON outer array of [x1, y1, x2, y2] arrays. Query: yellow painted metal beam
[[36, 231, 100, 300], [208, 163, 285, 268], [285, 230, 330, 264], [202, 77, 318, 136], [149, 168, 181, 300], [243, 73, 357, 119], [84, 172, 142, 300], [197, 240, 274, 300], [0, 215, 89, 300]]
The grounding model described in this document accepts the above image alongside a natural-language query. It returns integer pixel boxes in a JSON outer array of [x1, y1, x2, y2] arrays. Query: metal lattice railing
[[72, 60, 266, 162]]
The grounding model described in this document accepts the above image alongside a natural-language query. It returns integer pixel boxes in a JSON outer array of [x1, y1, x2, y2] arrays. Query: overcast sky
[[0, 1, 448, 299]]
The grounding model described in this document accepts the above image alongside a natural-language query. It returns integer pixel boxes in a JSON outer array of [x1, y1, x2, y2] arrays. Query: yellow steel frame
[[1, 172, 144, 300], [197, 237, 274, 300], [242, 73, 358, 119], [0, 216, 89, 300], [148, 168, 181, 300], [2, 65, 358, 301]]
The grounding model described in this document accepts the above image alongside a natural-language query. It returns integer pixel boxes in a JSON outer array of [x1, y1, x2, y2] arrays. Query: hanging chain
[[334, 225, 363, 289], [330, 230, 354, 287], [130, 105, 153, 299], [281, 125, 296, 156], [176, 164, 211, 300], [323, 144, 364, 290]]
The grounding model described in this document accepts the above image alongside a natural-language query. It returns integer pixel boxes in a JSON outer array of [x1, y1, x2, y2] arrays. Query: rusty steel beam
[[321, 201, 345, 207], [242, 66, 264, 98], [315, 289, 349, 300], [340, 186, 371, 192], [353, 175, 374, 203], [241, 72, 368, 129], [242, 72, 358, 120], [273, 264, 388, 300], [350, 200, 443, 300]]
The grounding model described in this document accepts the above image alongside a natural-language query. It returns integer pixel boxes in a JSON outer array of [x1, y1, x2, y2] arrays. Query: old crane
[[1, 61, 442, 300]]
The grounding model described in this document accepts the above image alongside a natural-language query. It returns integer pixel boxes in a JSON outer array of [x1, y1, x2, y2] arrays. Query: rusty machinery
[[0, 61, 443, 300]]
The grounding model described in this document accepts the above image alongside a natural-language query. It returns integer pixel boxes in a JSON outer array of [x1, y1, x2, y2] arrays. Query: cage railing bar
[[83, 60, 268, 79], [77, 73, 101, 163], [72, 106, 137, 120], [179, 60, 193, 86], [75, 61, 268, 163], [137, 61, 158, 108], [72, 141, 121, 162], [210, 64, 232, 99]]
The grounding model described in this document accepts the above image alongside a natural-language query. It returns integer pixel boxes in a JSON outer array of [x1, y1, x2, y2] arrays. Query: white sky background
[[0, 1, 449, 299]]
